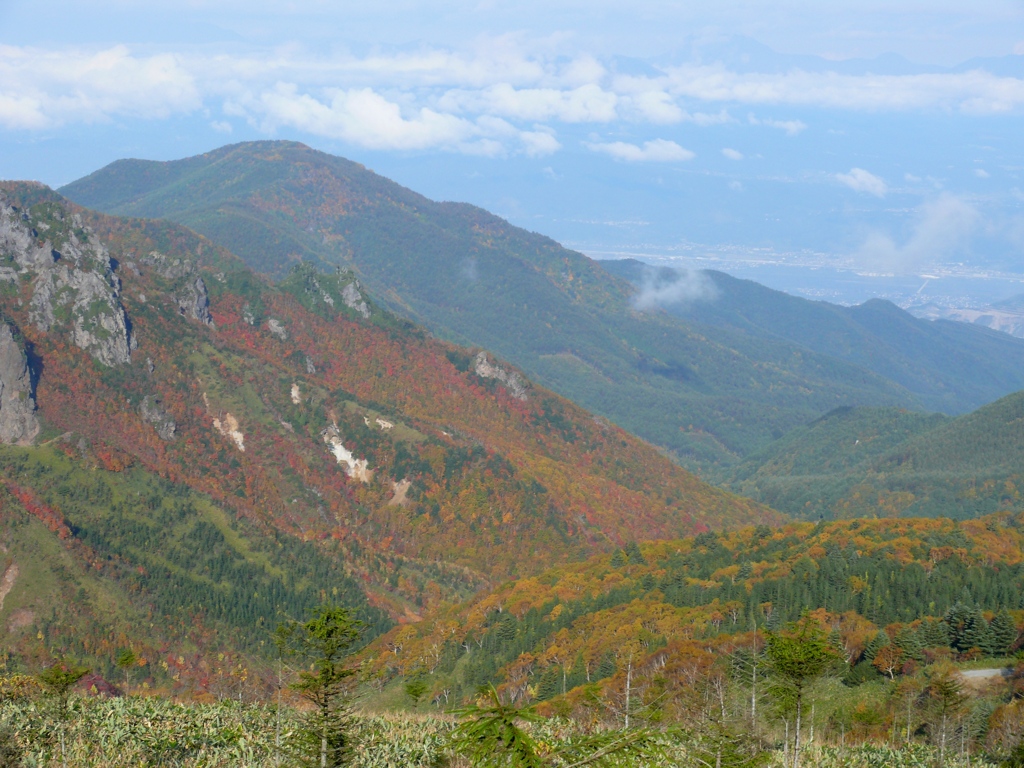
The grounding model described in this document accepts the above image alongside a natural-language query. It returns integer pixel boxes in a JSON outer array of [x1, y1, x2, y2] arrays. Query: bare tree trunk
[[794, 696, 802, 768], [940, 712, 947, 768], [276, 657, 283, 767], [624, 656, 633, 730], [751, 659, 757, 725], [906, 693, 912, 745], [321, 700, 329, 768]]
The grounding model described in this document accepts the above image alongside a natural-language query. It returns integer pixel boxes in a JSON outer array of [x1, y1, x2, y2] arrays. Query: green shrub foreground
[[0, 695, 1003, 767]]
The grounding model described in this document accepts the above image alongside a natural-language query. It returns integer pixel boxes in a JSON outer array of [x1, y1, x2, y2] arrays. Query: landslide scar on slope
[[0, 562, 18, 613]]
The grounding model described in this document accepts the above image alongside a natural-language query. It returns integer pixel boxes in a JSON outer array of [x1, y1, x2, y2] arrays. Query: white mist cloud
[[586, 138, 694, 162], [855, 194, 979, 273], [836, 168, 888, 197], [721, 147, 743, 160], [632, 267, 719, 310]]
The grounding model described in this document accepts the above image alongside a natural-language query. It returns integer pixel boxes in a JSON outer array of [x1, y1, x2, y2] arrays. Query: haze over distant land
[[1, 1, 1023, 308]]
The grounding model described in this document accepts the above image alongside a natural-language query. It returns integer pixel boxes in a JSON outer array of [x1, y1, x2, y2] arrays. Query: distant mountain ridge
[[601, 259, 1024, 417], [60, 141, 1024, 470], [723, 390, 1024, 520]]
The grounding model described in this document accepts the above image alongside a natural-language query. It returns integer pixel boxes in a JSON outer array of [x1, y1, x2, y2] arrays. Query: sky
[[2, 0, 1024, 306]]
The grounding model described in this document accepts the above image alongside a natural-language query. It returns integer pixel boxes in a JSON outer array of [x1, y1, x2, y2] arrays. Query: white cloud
[[0, 93, 47, 130], [721, 148, 743, 160], [252, 84, 477, 150], [748, 113, 807, 135], [682, 109, 735, 126], [0, 45, 199, 128], [4, 38, 1024, 157], [239, 83, 559, 155], [586, 138, 694, 162], [666, 65, 1024, 114], [835, 167, 888, 197], [624, 90, 683, 124], [855, 194, 979, 272], [975, 168, 990, 178], [519, 128, 561, 156], [439, 83, 618, 123]]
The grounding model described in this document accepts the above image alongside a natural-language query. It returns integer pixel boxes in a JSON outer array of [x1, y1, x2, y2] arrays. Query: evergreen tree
[[864, 630, 890, 662], [961, 607, 991, 655], [38, 658, 89, 768], [624, 541, 647, 566], [919, 618, 950, 650], [764, 615, 841, 768], [943, 602, 973, 653], [451, 685, 662, 768], [894, 626, 924, 662], [114, 648, 137, 694], [610, 550, 626, 568], [990, 610, 1019, 656], [281, 605, 362, 767]]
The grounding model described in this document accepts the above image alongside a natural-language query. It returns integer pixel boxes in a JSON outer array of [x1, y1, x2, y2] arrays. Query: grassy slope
[[61, 141, 933, 469]]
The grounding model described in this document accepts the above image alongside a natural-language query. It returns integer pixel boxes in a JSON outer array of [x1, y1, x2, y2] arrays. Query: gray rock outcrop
[[140, 395, 176, 440], [177, 276, 213, 325], [342, 282, 371, 319], [473, 351, 528, 400], [0, 200, 136, 367], [0, 324, 39, 445]]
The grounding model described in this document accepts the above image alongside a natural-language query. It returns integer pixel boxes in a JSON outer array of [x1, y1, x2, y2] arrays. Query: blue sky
[[2, 1, 1024, 304]]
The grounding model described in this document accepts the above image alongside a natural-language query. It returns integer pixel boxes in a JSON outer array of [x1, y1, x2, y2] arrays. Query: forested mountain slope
[[363, 513, 1024, 712], [602, 260, 1024, 416], [0, 182, 776, 691], [59, 141, 960, 469], [725, 392, 1024, 520]]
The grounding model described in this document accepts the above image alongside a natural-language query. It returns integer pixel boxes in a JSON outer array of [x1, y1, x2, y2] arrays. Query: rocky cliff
[[0, 323, 38, 444], [0, 197, 136, 366]]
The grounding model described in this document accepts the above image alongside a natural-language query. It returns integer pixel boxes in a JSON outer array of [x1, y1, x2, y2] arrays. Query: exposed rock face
[[139, 395, 176, 441], [473, 351, 528, 400], [0, 200, 136, 367], [267, 318, 288, 340], [177, 276, 212, 325], [322, 422, 373, 482], [140, 252, 213, 327], [0, 324, 39, 444], [342, 282, 371, 319]]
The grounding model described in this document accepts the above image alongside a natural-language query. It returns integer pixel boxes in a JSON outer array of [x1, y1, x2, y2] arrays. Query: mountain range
[[0, 181, 772, 692], [60, 141, 1024, 471]]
